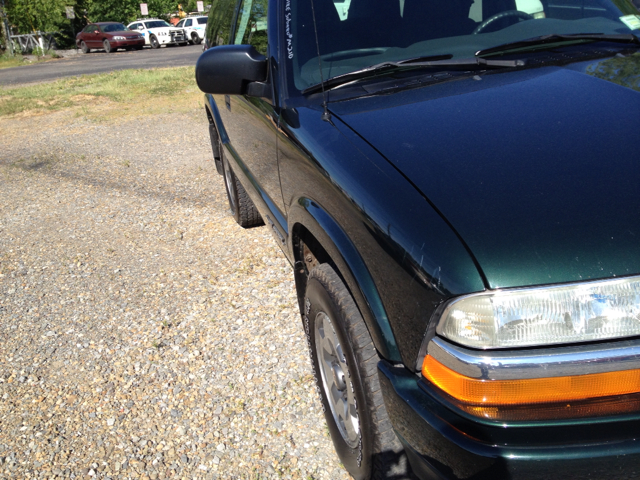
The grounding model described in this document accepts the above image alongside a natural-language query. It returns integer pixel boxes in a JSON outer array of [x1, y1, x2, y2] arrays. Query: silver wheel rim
[[223, 158, 237, 211], [315, 311, 360, 448]]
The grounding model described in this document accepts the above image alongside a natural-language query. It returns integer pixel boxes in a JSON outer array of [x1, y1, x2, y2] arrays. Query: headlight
[[437, 275, 640, 349], [112, 36, 126, 40]]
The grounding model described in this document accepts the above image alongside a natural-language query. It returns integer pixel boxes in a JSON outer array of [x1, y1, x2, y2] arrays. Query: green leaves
[[5, 0, 67, 33], [5, 0, 183, 36], [88, 0, 178, 24]]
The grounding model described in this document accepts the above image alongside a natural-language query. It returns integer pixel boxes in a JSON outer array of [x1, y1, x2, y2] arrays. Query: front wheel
[[191, 32, 202, 45], [221, 151, 263, 228], [304, 264, 414, 480], [103, 39, 113, 53], [150, 36, 159, 49]]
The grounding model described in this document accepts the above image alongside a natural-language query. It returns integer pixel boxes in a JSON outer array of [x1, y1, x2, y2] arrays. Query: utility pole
[[0, 0, 14, 55]]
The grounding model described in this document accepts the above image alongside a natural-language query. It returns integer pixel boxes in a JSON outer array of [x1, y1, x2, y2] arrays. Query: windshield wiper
[[302, 55, 525, 95], [476, 33, 640, 57]]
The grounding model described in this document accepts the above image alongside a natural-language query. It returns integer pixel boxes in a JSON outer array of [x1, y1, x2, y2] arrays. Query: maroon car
[[76, 22, 145, 53]]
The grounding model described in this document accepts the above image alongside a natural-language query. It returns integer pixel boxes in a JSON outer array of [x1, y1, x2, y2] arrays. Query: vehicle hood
[[331, 57, 640, 289]]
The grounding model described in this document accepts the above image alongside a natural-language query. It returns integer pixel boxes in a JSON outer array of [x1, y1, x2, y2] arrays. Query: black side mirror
[[195, 44, 268, 96]]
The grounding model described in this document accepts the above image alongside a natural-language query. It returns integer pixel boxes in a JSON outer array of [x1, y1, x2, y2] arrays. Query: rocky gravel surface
[[0, 106, 351, 479]]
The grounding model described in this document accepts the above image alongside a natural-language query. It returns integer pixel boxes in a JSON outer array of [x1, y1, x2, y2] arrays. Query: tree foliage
[[5, 0, 67, 33], [5, 0, 185, 49], [88, 0, 178, 24], [6, 0, 184, 36]]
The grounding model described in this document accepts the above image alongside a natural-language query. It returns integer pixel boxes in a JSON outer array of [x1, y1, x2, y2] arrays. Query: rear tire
[[80, 41, 90, 54], [304, 264, 415, 480], [150, 36, 159, 49], [221, 150, 263, 228]]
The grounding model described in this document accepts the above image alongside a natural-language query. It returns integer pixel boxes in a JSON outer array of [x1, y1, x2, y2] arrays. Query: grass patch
[[0, 67, 202, 117], [0, 54, 28, 70]]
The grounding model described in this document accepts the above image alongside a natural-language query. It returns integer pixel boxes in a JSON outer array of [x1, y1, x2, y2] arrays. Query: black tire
[[150, 36, 160, 49], [191, 32, 202, 45], [304, 264, 414, 480], [81, 41, 90, 54], [103, 39, 113, 53], [221, 150, 263, 228]]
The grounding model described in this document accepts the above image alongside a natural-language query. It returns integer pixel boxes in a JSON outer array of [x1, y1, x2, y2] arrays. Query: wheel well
[[292, 224, 347, 314], [291, 221, 402, 363]]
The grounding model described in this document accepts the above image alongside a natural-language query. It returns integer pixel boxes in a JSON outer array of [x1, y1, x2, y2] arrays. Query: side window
[[205, 0, 239, 46], [233, 0, 268, 55], [185, 19, 193, 26], [176, 20, 185, 27], [84, 25, 95, 33]]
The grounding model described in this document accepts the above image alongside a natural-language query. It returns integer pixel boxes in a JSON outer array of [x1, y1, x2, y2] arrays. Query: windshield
[[145, 20, 172, 28], [287, 0, 640, 91], [102, 23, 129, 32]]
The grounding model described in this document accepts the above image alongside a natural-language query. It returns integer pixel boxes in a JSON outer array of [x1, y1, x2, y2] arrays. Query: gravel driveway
[[0, 105, 350, 479]]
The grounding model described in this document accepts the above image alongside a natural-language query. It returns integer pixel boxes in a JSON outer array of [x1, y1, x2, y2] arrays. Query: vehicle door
[[87, 24, 101, 47], [184, 18, 194, 39], [215, 0, 287, 238], [80, 25, 93, 46]]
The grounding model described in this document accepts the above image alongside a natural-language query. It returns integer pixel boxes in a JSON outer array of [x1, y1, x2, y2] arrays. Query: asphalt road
[[0, 44, 204, 87]]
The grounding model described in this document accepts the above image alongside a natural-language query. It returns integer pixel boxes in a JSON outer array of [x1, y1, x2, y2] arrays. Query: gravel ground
[[0, 105, 351, 479]]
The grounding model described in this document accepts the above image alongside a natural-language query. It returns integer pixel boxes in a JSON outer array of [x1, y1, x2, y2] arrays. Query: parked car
[[175, 15, 208, 45], [195, 0, 640, 477], [76, 22, 144, 53], [126, 19, 188, 48]]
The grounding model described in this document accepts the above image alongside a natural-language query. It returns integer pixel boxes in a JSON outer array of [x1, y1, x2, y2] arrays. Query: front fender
[[289, 198, 403, 363]]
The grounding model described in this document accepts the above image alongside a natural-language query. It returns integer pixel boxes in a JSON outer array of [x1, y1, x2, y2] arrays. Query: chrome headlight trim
[[436, 275, 640, 349], [427, 336, 640, 380]]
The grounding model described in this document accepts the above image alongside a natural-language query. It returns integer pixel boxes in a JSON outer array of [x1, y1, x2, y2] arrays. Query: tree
[[5, 0, 66, 34], [88, 0, 179, 24]]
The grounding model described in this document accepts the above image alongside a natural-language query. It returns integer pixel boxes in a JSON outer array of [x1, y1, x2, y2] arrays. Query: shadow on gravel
[[6, 154, 220, 208], [8, 157, 58, 171]]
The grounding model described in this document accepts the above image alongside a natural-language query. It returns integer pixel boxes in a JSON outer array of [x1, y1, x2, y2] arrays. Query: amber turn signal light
[[422, 355, 640, 406]]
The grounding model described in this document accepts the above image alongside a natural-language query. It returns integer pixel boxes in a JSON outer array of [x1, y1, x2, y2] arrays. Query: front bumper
[[168, 30, 187, 44], [378, 360, 640, 480], [110, 39, 145, 48]]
